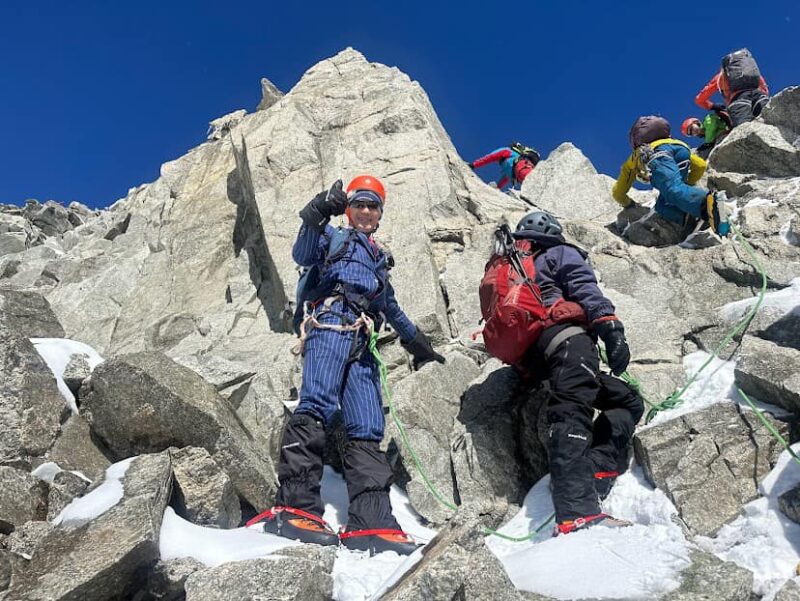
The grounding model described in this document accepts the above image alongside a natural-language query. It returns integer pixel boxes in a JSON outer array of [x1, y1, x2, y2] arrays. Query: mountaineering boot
[[703, 190, 734, 236], [554, 513, 633, 536], [340, 528, 419, 556], [252, 506, 338, 546], [341, 439, 421, 556]]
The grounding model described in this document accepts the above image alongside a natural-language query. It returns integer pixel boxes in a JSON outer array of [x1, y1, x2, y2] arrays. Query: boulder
[[661, 550, 753, 601], [0, 467, 48, 534], [46, 470, 89, 521], [381, 513, 528, 601], [183, 546, 335, 601], [7, 452, 172, 601], [634, 403, 785, 535], [779, 484, 800, 524], [0, 330, 64, 467], [735, 335, 800, 414], [43, 414, 111, 482], [5, 520, 54, 558], [385, 351, 482, 523], [710, 120, 800, 179], [0, 290, 65, 338], [169, 446, 240, 528], [81, 352, 277, 510], [761, 86, 800, 135], [23, 200, 75, 238], [450, 360, 535, 519], [145, 557, 206, 601], [62, 353, 92, 396], [776, 580, 800, 601]]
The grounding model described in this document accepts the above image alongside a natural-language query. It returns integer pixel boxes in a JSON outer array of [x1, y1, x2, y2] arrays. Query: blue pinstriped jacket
[[292, 224, 417, 342]]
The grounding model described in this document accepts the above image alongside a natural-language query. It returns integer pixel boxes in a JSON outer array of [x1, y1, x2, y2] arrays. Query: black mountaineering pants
[[526, 325, 644, 522], [728, 89, 769, 127]]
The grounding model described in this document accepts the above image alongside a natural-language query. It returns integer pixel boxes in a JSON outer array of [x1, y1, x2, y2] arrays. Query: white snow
[[644, 351, 739, 427], [720, 277, 800, 323], [30, 337, 104, 413], [160, 507, 301, 566], [53, 457, 134, 526], [744, 196, 777, 209], [698, 445, 800, 600], [158, 465, 435, 601], [31, 461, 91, 485], [486, 469, 691, 600], [31, 461, 64, 484]]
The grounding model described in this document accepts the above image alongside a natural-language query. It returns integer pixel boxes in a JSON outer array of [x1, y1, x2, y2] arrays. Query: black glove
[[468, 162, 475, 171], [401, 328, 446, 371], [593, 319, 630, 376], [298, 180, 348, 230], [711, 103, 727, 114]]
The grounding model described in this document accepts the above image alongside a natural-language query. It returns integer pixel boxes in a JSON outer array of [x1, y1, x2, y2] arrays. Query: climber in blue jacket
[[261, 175, 444, 556]]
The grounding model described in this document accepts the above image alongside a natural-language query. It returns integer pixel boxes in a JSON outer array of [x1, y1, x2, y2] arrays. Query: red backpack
[[478, 239, 586, 365]]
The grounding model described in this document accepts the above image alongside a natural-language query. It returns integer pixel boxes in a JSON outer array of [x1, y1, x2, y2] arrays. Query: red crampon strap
[[245, 506, 328, 528], [555, 513, 609, 535], [338, 528, 412, 540], [594, 471, 620, 480]]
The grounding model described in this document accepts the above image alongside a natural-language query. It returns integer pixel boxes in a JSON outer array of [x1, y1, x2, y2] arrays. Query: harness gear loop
[[292, 295, 375, 356]]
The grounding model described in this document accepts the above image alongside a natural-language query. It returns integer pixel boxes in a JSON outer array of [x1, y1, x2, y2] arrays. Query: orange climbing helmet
[[346, 175, 386, 202], [681, 117, 702, 137]]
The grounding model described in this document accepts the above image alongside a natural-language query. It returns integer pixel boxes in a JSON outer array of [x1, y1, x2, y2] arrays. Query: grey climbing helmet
[[515, 211, 563, 236]]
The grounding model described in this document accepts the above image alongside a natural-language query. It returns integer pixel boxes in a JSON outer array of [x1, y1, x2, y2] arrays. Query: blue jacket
[[513, 231, 616, 323], [292, 224, 417, 342]]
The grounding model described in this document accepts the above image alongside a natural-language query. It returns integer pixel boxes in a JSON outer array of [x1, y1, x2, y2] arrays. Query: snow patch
[[53, 457, 133, 526], [160, 507, 301, 567], [487, 469, 691, 600], [698, 446, 800, 600], [744, 197, 777, 209], [31, 462, 63, 484], [30, 338, 104, 413], [720, 277, 800, 323], [158, 466, 435, 600], [644, 351, 738, 427], [31, 461, 91, 485]]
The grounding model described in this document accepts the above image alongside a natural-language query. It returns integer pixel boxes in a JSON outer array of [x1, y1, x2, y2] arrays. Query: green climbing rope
[[738, 387, 800, 466], [643, 222, 768, 423], [367, 330, 554, 541]]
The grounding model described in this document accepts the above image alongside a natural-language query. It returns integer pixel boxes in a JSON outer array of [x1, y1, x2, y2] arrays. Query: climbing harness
[[293, 296, 375, 356]]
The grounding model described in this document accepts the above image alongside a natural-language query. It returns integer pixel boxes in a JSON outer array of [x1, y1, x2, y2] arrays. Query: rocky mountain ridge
[[1, 48, 800, 600]]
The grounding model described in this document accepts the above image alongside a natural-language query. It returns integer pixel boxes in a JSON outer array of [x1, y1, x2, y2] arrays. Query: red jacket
[[695, 70, 769, 110]]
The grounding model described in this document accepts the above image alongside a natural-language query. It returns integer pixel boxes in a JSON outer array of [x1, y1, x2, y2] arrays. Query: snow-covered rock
[[7, 452, 172, 600]]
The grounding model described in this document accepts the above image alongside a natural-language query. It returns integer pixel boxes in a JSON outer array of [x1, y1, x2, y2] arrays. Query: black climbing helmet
[[515, 211, 563, 236]]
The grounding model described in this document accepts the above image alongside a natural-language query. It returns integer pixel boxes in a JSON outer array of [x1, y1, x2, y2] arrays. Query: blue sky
[[1, 1, 798, 209]]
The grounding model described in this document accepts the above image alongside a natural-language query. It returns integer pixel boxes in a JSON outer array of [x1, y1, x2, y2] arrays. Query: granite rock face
[[81, 352, 277, 510], [634, 403, 785, 536]]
